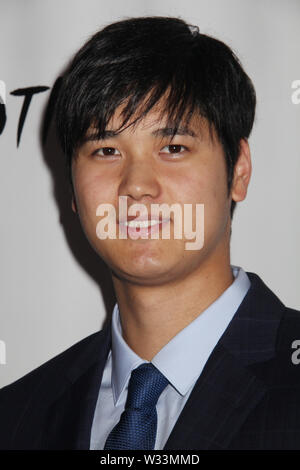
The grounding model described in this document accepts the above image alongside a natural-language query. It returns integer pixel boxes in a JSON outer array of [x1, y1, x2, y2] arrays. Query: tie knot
[[126, 363, 169, 410]]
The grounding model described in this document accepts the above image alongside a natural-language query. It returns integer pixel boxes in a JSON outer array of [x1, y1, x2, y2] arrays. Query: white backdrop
[[0, 0, 299, 387]]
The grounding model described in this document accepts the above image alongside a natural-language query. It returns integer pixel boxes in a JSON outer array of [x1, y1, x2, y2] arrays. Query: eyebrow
[[80, 130, 118, 144], [81, 126, 198, 144], [151, 126, 198, 138]]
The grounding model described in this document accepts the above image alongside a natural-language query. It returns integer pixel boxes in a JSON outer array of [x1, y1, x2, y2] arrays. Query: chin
[[111, 257, 178, 286]]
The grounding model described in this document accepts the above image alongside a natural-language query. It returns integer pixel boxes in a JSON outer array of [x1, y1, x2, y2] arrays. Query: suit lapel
[[164, 272, 285, 450], [163, 342, 267, 449]]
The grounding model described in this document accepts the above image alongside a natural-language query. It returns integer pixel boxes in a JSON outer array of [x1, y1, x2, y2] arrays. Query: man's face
[[71, 103, 235, 287]]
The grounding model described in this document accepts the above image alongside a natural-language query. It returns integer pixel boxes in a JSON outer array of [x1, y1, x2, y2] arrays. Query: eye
[[160, 144, 187, 156], [92, 147, 121, 157]]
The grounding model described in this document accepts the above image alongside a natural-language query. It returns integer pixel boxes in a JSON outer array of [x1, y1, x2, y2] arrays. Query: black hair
[[55, 16, 256, 218]]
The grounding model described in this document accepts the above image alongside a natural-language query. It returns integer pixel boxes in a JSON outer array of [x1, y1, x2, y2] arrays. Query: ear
[[71, 194, 77, 213], [230, 139, 252, 203]]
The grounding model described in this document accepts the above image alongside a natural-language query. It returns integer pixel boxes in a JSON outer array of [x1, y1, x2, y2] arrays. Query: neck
[[111, 249, 234, 361]]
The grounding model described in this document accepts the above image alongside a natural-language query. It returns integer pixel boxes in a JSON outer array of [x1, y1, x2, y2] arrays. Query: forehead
[[87, 99, 215, 143]]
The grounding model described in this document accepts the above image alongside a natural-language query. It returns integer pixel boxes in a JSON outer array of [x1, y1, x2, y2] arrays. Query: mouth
[[119, 218, 170, 228], [118, 216, 171, 239]]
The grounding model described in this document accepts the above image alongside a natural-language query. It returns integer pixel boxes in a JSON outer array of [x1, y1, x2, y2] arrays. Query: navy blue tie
[[104, 363, 169, 450]]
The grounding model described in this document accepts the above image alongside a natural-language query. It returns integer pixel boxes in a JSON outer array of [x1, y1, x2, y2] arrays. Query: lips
[[118, 217, 170, 228], [118, 215, 171, 239], [118, 215, 170, 225]]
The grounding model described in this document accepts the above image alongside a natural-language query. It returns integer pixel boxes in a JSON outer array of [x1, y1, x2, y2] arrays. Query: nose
[[118, 159, 161, 203]]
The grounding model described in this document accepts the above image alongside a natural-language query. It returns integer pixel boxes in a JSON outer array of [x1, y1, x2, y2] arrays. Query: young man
[[1, 16, 300, 450]]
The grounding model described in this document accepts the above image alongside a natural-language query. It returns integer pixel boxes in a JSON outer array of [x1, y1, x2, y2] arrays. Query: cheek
[[73, 169, 114, 213], [167, 170, 217, 205], [167, 162, 229, 232], [73, 172, 118, 240]]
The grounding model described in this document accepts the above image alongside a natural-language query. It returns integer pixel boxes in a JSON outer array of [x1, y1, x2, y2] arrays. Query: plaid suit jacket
[[0, 271, 300, 450]]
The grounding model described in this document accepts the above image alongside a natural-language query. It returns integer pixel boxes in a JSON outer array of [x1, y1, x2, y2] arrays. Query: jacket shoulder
[[277, 306, 300, 352], [0, 329, 105, 441], [0, 330, 100, 394], [250, 305, 300, 387]]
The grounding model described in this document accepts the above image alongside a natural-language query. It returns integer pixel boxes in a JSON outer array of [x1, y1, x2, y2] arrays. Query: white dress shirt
[[90, 265, 251, 450]]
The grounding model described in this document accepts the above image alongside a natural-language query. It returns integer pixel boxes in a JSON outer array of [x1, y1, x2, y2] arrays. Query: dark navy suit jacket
[[1, 272, 300, 450]]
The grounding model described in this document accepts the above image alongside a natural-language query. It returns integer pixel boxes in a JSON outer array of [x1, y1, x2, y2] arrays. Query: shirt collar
[[111, 265, 251, 405]]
